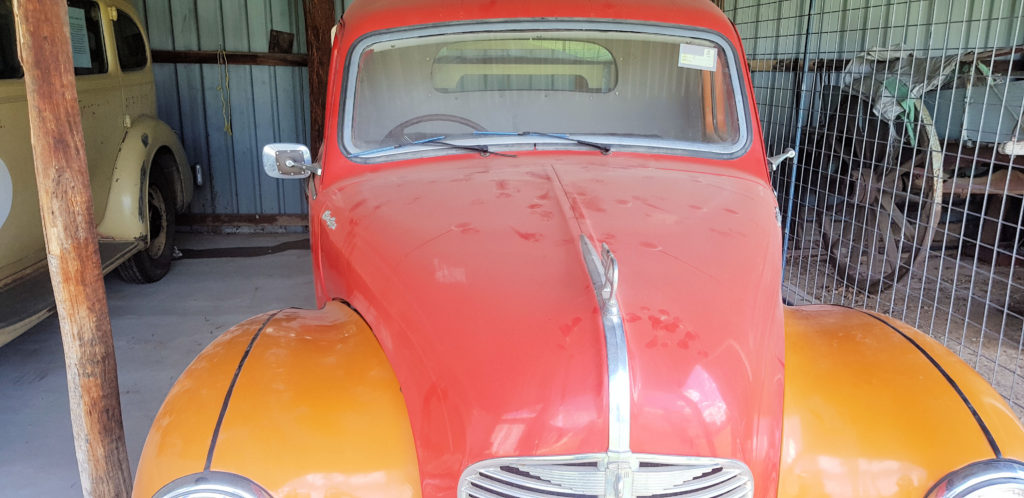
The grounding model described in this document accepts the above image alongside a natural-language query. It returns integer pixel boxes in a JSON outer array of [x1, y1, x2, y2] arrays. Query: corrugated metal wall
[[132, 0, 349, 217]]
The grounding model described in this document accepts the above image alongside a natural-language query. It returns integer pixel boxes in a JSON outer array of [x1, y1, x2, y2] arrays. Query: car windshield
[[342, 23, 748, 159]]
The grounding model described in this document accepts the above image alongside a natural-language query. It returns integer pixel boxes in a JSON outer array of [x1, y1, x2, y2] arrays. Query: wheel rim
[[146, 184, 168, 259], [817, 99, 943, 293]]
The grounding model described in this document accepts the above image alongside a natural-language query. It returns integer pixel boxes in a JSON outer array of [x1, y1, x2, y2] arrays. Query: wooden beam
[[303, 0, 335, 153], [152, 50, 307, 67], [13, 0, 132, 496], [747, 58, 846, 73], [748, 46, 1022, 74]]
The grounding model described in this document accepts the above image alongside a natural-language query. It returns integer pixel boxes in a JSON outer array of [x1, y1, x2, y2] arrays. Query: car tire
[[118, 161, 176, 284]]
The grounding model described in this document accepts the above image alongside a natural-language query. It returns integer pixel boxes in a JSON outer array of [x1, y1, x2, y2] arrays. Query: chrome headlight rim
[[154, 471, 272, 498], [926, 459, 1024, 497]]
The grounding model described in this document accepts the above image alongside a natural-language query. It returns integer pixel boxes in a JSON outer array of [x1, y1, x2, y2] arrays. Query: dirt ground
[[785, 219, 1024, 417]]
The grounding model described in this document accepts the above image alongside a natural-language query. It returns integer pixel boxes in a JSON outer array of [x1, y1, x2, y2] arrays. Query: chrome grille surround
[[458, 452, 754, 498]]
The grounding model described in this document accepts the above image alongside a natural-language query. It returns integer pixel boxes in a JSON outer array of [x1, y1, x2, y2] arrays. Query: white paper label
[[68, 7, 91, 69], [678, 44, 717, 71]]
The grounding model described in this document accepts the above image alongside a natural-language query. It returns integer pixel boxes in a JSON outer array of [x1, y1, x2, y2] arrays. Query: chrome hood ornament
[[579, 234, 630, 454], [581, 235, 620, 315]]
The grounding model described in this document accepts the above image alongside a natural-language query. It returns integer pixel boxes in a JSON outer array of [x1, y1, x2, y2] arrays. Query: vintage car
[[134, 0, 1024, 496], [0, 0, 193, 346]]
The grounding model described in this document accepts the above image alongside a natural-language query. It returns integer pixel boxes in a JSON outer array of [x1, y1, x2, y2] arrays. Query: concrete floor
[[0, 233, 315, 496]]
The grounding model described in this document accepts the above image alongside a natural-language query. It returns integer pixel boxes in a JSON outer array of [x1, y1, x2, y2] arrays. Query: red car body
[[311, 2, 781, 493], [134, 0, 1024, 497]]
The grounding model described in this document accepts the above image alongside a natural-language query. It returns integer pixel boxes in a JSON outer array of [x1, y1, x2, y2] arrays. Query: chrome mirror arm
[[285, 159, 322, 176], [768, 147, 796, 171]]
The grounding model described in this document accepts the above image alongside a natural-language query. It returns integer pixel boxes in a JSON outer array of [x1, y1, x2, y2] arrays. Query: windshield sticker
[[68, 7, 91, 69], [0, 157, 11, 231], [678, 44, 717, 71]]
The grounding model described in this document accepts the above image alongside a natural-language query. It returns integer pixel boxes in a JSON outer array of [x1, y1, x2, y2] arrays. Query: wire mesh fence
[[718, 0, 1024, 414]]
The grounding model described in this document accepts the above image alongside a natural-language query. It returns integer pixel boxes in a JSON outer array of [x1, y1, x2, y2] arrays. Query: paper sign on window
[[68, 7, 90, 68], [678, 44, 717, 71]]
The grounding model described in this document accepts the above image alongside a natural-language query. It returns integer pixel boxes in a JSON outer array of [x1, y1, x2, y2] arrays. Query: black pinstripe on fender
[[204, 311, 282, 471], [853, 309, 1002, 458]]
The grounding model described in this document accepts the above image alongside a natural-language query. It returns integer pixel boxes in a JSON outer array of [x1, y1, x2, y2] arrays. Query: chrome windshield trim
[[580, 234, 631, 453], [340, 19, 752, 161]]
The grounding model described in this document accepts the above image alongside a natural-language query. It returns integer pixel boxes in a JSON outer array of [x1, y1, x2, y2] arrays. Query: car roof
[[341, 0, 736, 41]]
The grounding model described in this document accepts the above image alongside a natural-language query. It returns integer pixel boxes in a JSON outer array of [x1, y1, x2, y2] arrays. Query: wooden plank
[[303, 0, 335, 152], [942, 168, 1024, 197], [13, 1, 131, 495], [152, 49, 308, 67]]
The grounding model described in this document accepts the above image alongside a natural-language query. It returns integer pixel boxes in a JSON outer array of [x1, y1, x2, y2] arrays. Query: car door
[[109, 4, 155, 122], [0, 0, 39, 281], [69, 0, 125, 224], [0, 1, 124, 279]]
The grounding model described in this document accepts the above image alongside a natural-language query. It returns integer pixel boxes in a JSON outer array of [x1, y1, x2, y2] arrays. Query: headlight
[[154, 471, 272, 498], [927, 460, 1024, 497]]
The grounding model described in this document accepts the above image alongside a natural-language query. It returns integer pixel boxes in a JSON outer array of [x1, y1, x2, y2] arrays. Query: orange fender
[[133, 302, 421, 498], [780, 305, 1024, 497]]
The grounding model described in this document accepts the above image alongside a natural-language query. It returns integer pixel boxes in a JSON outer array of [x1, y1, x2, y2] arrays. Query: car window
[[67, 0, 107, 76], [432, 40, 617, 93], [345, 24, 747, 158], [0, 0, 21, 79], [113, 10, 147, 71]]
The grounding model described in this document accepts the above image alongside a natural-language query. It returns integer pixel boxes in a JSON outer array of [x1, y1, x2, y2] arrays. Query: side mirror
[[767, 148, 796, 172], [262, 143, 320, 179]]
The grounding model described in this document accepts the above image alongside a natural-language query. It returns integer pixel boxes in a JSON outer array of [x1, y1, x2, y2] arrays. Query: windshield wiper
[[351, 135, 447, 157], [475, 131, 613, 154], [351, 135, 515, 158], [419, 139, 517, 157]]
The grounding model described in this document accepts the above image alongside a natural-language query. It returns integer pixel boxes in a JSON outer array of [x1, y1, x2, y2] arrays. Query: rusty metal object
[[943, 168, 1024, 197], [813, 95, 943, 294]]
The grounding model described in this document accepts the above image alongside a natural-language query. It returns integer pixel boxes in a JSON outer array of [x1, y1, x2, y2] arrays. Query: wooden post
[[13, 1, 132, 496], [303, 0, 335, 153]]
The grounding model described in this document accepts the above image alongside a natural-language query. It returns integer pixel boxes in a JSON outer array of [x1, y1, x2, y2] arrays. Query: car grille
[[458, 453, 753, 498]]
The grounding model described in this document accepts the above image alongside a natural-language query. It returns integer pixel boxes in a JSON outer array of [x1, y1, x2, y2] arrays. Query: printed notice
[[68, 7, 90, 69], [678, 44, 717, 71]]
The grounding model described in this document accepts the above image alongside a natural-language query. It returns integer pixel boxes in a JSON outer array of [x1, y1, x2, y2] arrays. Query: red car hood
[[315, 152, 785, 496]]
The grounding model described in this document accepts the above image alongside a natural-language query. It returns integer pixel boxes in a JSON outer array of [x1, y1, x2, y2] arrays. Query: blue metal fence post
[[781, 0, 817, 282]]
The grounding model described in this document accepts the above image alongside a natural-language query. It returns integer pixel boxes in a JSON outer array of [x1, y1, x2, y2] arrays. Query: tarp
[[840, 45, 960, 123]]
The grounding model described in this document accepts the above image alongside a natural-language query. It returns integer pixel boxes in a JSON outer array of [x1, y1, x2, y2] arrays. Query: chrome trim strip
[[926, 459, 1024, 497], [154, 471, 273, 498], [580, 234, 631, 453]]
